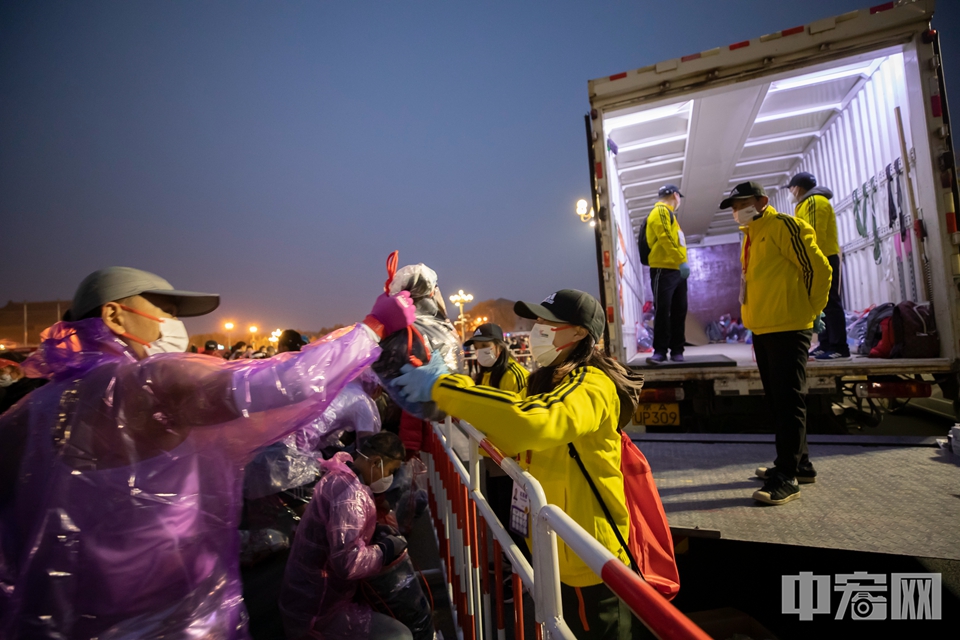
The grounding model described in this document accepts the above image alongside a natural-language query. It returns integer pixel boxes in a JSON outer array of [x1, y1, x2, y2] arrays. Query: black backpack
[[638, 206, 673, 266], [891, 301, 939, 358], [857, 302, 895, 355], [638, 218, 652, 266]]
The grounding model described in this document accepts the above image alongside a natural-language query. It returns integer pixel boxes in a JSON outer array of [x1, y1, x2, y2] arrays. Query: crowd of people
[[0, 248, 663, 640], [0, 177, 834, 639]]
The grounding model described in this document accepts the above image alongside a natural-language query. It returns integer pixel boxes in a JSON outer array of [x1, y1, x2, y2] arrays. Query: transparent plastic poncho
[[243, 379, 383, 500], [279, 452, 384, 640], [0, 318, 380, 640]]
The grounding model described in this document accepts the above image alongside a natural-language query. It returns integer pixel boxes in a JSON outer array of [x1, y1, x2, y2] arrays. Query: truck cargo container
[[585, 0, 959, 428]]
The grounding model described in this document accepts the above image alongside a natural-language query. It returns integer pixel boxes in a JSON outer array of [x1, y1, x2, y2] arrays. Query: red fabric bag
[[620, 431, 680, 600], [569, 433, 680, 601]]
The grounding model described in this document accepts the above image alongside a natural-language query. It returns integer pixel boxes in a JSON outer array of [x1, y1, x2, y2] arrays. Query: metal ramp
[[636, 435, 960, 560], [626, 343, 954, 382]]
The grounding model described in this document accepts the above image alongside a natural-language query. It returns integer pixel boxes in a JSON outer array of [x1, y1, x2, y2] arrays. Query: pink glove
[[365, 292, 416, 338]]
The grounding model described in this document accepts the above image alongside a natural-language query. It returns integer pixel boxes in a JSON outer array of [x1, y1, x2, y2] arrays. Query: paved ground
[[639, 439, 960, 559]]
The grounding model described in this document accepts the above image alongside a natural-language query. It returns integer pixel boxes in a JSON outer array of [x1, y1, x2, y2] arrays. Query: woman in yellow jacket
[[468, 322, 529, 394], [396, 290, 645, 640]]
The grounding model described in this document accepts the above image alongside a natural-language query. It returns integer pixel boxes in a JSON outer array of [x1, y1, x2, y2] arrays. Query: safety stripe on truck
[[596, 2, 918, 87]]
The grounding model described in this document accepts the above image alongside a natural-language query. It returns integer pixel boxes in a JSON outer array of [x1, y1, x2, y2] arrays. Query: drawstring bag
[[373, 252, 462, 421], [569, 431, 680, 601]]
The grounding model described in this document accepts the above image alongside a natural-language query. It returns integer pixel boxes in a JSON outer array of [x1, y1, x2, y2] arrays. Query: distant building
[[0, 300, 72, 347]]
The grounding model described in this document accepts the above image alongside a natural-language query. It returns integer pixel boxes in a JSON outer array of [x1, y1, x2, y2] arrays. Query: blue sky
[[2, 0, 957, 333]]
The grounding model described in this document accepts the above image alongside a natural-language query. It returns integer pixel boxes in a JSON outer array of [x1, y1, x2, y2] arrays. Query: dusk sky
[[2, 1, 957, 335]]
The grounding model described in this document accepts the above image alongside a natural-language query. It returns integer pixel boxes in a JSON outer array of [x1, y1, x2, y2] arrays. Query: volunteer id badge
[[509, 481, 530, 538], [739, 271, 747, 305]]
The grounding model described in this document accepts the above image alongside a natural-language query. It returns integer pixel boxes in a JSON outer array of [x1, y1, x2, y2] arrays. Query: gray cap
[[71, 266, 220, 320]]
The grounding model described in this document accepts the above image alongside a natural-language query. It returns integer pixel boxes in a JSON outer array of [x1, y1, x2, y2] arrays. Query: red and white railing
[[422, 416, 709, 640]]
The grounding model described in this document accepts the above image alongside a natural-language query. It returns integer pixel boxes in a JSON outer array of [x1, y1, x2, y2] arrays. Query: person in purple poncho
[[280, 430, 412, 640], [0, 266, 415, 640]]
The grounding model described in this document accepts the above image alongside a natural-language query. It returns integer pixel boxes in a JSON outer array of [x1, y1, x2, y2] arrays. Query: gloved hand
[[679, 262, 690, 279], [374, 523, 400, 539], [375, 534, 408, 565], [365, 292, 416, 338], [813, 313, 826, 335], [394, 351, 447, 404]]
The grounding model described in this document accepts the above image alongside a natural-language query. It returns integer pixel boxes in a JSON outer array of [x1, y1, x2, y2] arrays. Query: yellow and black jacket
[[740, 206, 832, 335], [794, 187, 840, 257], [645, 202, 686, 269], [433, 366, 629, 587], [479, 359, 528, 396]]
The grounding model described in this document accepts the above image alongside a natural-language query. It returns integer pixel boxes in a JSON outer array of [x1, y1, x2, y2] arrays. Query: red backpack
[[568, 432, 680, 600]]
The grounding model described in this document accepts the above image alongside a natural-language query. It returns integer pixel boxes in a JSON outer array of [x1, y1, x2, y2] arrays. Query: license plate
[[636, 402, 680, 426]]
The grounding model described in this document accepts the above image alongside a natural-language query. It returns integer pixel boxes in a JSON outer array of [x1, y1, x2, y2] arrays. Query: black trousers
[[820, 254, 848, 353], [560, 583, 652, 640], [753, 330, 813, 478], [649, 268, 687, 356]]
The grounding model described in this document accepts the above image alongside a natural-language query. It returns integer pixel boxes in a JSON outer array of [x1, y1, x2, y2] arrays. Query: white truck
[[585, 0, 959, 428]]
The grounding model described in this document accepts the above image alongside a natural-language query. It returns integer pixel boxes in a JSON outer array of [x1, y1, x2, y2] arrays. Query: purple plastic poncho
[[0, 319, 380, 640], [279, 451, 383, 640], [243, 380, 382, 501]]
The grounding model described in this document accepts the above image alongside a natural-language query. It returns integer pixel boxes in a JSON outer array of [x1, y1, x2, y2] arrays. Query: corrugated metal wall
[[608, 160, 645, 362], [772, 53, 923, 312]]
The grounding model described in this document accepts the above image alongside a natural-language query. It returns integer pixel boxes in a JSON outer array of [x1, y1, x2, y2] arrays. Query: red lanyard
[[742, 235, 751, 274]]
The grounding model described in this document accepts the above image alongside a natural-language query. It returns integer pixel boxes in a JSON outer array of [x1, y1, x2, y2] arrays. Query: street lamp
[[448, 289, 473, 342], [576, 198, 596, 227], [224, 322, 235, 349], [249, 326, 258, 348]]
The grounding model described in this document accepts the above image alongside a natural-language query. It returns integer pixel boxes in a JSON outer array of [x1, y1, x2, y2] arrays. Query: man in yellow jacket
[[645, 184, 689, 364], [789, 172, 849, 360], [721, 181, 832, 505]]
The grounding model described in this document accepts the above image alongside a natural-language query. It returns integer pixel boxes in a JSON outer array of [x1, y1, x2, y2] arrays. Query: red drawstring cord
[[382, 250, 432, 368], [384, 250, 399, 294]]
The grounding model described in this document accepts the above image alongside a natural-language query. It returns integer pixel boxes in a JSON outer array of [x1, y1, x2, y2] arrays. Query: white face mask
[[144, 318, 190, 356], [0, 373, 14, 387], [359, 452, 395, 493], [476, 346, 498, 368], [733, 205, 759, 225], [529, 322, 575, 367]]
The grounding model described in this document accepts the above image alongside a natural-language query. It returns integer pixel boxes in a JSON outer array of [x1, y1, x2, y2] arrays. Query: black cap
[[464, 322, 504, 346], [515, 289, 605, 343], [720, 181, 768, 209], [788, 172, 817, 190], [204, 340, 218, 350], [658, 184, 684, 198]]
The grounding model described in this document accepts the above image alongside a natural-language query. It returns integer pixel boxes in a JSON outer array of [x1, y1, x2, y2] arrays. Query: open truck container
[[586, 0, 960, 428]]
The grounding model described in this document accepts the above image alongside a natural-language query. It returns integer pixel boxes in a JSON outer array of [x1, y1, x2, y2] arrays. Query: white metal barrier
[[422, 417, 710, 640]]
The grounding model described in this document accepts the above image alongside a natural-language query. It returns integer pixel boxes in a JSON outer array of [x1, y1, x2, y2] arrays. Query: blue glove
[[813, 313, 826, 334], [394, 351, 447, 404], [679, 262, 690, 279]]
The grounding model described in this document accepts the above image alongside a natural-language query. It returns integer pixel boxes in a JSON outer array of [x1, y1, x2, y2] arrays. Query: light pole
[[249, 326, 258, 349], [224, 322, 234, 350], [448, 289, 473, 343], [576, 198, 596, 227]]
